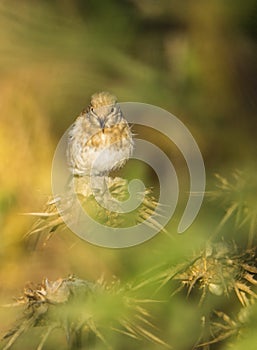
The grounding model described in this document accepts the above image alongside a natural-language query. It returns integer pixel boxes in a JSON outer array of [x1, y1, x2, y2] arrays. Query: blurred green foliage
[[0, 0, 256, 349]]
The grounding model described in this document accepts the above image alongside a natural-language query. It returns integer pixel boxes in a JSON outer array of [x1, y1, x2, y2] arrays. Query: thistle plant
[[157, 169, 257, 348], [1, 275, 169, 350], [24, 176, 162, 250], [1, 169, 257, 349]]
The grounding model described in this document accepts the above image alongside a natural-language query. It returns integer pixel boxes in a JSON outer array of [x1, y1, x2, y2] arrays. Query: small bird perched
[[67, 92, 134, 177]]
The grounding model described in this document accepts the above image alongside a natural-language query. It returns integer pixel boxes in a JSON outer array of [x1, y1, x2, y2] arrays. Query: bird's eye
[[111, 107, 114, 113], [86, 105, 94, 114], [89, 107, 97, 118]]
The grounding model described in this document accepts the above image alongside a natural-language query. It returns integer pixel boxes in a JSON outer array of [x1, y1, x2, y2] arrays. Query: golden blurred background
[[0, 0, 256, 348]]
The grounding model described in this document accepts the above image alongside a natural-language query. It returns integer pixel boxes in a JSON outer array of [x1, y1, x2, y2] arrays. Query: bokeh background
[[0, 1, 256, 349]]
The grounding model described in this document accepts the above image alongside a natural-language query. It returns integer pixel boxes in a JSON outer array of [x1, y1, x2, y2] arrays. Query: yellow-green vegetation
[[0, 1, 256, 349]]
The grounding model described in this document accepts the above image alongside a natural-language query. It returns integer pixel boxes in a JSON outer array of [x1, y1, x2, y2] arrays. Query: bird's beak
[[99, 118, 105, 131]]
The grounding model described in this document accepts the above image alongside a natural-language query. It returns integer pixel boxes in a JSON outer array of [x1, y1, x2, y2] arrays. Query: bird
[[67, 92, 134, 177]]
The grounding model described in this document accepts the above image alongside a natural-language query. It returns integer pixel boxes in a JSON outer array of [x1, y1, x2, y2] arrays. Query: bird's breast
[[86, 124, 131, 148]]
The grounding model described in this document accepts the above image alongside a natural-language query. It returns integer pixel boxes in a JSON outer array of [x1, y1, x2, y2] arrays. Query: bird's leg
[[90, 175, 119, 212]]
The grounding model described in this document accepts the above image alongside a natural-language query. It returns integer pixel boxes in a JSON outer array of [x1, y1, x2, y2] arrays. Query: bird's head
[[87, 91, 124, 130]]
